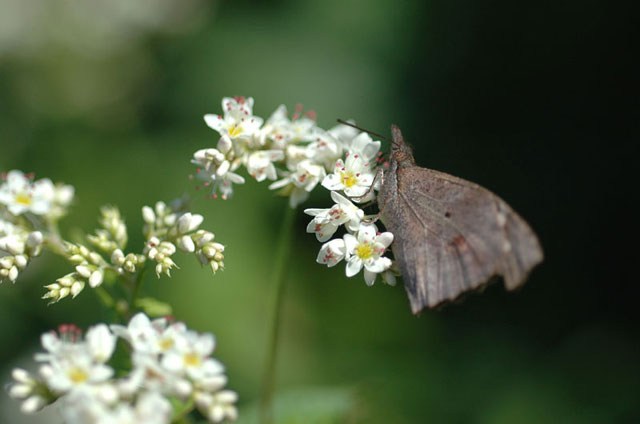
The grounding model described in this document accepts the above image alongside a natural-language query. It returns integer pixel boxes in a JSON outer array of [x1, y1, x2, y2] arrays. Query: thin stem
[[44, 219, 67, 256], [128, 267, 149, 317], [259, 205, 296, 424]]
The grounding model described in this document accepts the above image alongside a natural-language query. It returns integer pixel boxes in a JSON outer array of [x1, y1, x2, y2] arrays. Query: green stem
[[94, 286, 116, 308], [44, 219, 67, 256], [128, 267, 149, 315], [259, 205, 296, 424]]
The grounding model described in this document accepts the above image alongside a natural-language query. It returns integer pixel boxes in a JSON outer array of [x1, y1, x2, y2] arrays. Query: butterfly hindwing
[[390, 166, 542, 312]]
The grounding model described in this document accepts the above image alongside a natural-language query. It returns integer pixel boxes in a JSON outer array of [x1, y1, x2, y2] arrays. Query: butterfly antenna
[[336, 119, 391, 142]]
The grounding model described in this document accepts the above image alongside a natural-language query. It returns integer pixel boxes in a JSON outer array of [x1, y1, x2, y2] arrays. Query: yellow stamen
[[341, 172, 357, 188], [15, 193, 31, 205], [184, 352, 201, 367], [228, 125, 242, 137], [356, 243, 373, 259], [159, 338, 173, 351], [68, 368, 88, 384]]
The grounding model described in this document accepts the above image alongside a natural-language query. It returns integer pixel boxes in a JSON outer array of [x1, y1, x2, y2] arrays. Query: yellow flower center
[[341, 172, 357, 188], [68, 368, 88, 384], [356, 243, 373, 260], [159, 338, 173, 351], [15, 193, 32, 205], [184, 352, 201, 367], [228, 125, 242, 137]]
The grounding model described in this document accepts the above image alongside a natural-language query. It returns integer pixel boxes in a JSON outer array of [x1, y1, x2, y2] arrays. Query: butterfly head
[[390, 125, 415, 167]]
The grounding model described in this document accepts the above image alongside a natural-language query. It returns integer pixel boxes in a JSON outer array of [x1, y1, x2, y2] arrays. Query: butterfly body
[[378, 125, 543, 314]]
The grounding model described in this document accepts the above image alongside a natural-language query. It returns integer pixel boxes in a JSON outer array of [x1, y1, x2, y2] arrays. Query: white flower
[[258, 104, 317, 148], [111, 313, 163, 355], [12, 313, 237, 423], [0, 170, 53, 215], [316, 238, 346, 267], [204, 96, 264, 141], [47, 182, 75, 218], [257, 104, 292, 148], [343, 224, 393, 286], [284, 144, 312, 170], [304, 191, 364, 242], [130, 391, 173, 424], [81, 390, 172, 424], [161, 330, 224, 382], [288, 116, 316, 142], [86, 324, 117, 363], [321, 154, 375, 199], [246, 150, 283, 182], [34, 325, 116, 394], [111, 313, 193, 363], [327, 121, 359, 146], [344, 132, 381, 161], [54, 183, 75, 206], [306, 129, 343, 171], [269, 159, 326, 208], [40, 347, 114, 393], [192, 137, 246, 200]]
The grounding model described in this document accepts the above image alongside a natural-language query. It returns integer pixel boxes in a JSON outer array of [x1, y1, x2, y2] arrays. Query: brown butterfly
[[377, 125, 543, 314]]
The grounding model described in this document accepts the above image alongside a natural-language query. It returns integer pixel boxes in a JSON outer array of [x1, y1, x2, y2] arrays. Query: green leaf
[[135, 297, 173, 317]]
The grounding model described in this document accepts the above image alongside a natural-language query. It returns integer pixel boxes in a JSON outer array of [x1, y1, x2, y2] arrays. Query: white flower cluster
[[142, 200, 225, 277], [0, 170, 73, 284], [306, 192, 395, 286], [193, 97, 397, 286], [193, 97, 378, 207], [43, 198, 225, 303], [0, 170, 74, 218], [9, 313, 237, 423]]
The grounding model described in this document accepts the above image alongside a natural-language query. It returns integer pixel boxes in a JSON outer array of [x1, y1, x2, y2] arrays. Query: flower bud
[[6, 239, 25, 255], [27, 231, 43, 248], [88, 252, 103, 265], [89, 269, 104, 288], [20, 395, 45, 414], [9, 384, 31, 398], [14, 254, 28, 268], [62, 286, 73, 298], [71, 280, 85, 297], [68, 254, 86, 264], [0, 256, 14, 269], [111, 249, 125, 265], [142, 206, 156, 224], [12, 368, 32, 384], [174, 379, 193, 398], [75, 265, 92, 279], [178, 236, 195, 253], [8, 266, 19, 282]]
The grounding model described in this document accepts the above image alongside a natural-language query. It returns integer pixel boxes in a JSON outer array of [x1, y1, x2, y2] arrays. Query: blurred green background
[[1, 0, 637, 423]]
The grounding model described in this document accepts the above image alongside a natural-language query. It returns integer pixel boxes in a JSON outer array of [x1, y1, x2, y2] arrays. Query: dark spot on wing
[[444, 211, 451, 218], [451, 235, 468, 251]]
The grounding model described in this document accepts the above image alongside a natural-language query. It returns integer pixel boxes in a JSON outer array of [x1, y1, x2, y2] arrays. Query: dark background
[[1, 1, 637, 422]]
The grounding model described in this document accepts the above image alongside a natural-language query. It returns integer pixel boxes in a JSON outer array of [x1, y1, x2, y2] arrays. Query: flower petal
[[345, 257, 363, 277], [363, 269, 377, 286]]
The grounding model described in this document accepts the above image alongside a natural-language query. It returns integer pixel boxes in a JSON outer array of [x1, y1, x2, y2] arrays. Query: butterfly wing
[[382, 166, 543, 313]]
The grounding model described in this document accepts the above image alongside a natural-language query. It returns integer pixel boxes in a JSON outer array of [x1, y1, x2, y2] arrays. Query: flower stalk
[[260, 204, 296, 424]]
